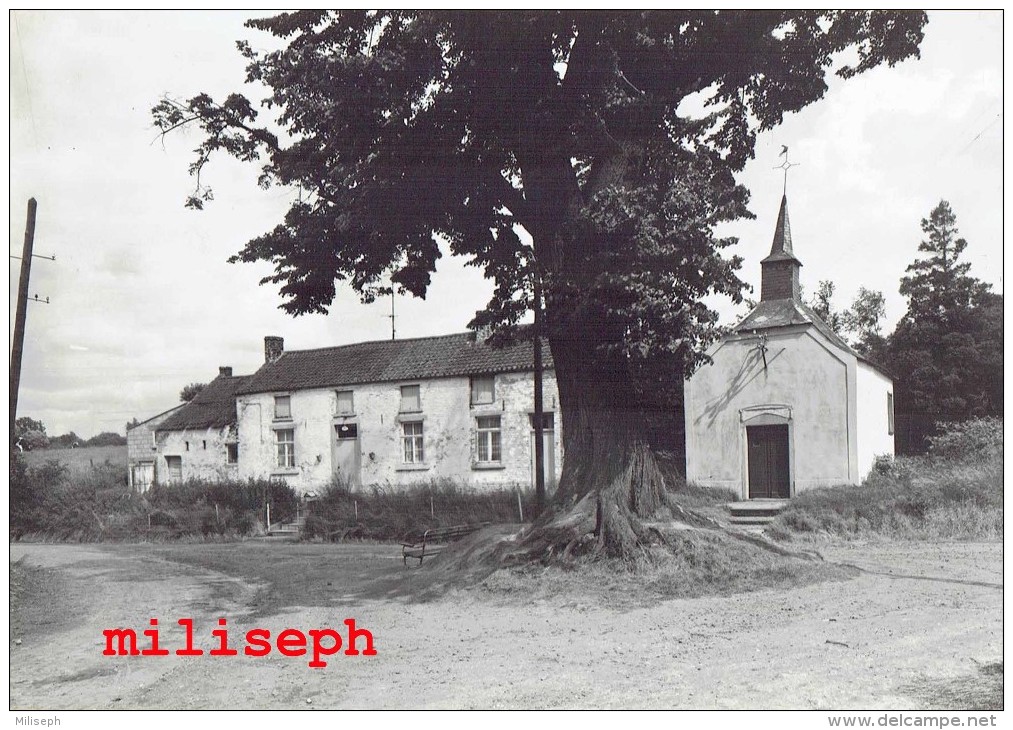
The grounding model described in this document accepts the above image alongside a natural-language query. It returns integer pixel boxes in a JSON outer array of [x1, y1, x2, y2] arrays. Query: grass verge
[[768, 421, 1001, 542]]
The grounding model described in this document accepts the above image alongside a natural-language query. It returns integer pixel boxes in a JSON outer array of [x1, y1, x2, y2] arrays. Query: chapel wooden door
[[747, 424, 790, 499]]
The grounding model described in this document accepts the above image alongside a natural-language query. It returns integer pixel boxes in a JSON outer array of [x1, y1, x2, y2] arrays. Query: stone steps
[[726, 500, 788, 526]]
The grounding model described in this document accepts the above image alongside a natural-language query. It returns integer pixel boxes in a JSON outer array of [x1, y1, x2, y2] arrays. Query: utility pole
[[10, 198, 37, 444], [532, 273, 546, 514]]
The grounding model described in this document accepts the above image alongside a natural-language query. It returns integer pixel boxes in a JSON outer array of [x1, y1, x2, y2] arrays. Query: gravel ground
[[9, 540, 1002, 710]]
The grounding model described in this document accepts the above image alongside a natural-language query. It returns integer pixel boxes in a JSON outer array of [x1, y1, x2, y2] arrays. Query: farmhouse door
[[132, 462, 154, 491], [746, 424, 790, 499], [529, 413, 556, 493], [332, 423, 361, 488]]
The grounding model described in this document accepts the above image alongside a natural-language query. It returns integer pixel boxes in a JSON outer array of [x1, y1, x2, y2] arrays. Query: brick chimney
[[264, 336, 284, 364], [760, 194, 803, 301], [219, 366, 233, 377]]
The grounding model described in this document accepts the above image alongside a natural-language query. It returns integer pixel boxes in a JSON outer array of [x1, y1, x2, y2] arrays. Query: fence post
[[516, 489, 524, 522]]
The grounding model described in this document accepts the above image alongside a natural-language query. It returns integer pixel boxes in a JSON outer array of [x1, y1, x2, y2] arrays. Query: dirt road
[[9, 540, 1001, 710]]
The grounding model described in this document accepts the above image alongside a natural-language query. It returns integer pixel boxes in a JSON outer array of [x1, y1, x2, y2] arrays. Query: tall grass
[[769, 418, 1002, 541], [303, 478, 531, 541], [9, 451, 297, 542]]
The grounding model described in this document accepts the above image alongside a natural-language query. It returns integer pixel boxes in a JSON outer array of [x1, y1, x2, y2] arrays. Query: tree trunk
[[552, 328, 667, 546], [506, 306, 692, 564]]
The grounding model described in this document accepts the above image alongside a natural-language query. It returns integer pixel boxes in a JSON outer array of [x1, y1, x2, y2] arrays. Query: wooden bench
[[401, 523, 489, 565]]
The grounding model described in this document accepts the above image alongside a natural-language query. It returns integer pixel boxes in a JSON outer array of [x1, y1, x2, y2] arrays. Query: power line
[[957, 112, 1002, 155]]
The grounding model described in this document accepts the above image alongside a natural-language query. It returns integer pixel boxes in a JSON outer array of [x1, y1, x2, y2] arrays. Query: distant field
[[20, 445, 126, 475]]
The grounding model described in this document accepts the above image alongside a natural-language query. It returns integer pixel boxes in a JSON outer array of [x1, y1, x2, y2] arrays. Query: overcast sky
[[9, 10, 1003, 438]]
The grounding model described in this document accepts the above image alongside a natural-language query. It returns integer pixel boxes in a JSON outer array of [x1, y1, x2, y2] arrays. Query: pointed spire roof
[[761, 195, 802, 264]]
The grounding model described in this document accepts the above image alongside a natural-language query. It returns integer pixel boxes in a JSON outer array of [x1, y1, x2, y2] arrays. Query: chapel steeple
[[760, 194, 803, 301]]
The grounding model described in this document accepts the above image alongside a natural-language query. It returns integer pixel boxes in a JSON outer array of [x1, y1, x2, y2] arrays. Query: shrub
[[770, 446, 1001, 541], [9, 457, 298, 542], [303, 478, 532, 542], [927, 417, 1002, 461]]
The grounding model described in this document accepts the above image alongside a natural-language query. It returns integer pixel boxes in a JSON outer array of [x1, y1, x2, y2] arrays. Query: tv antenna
[[384, 285, 396, 340]]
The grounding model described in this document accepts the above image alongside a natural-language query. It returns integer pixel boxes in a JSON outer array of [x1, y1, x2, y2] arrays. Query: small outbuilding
[[684, 195, 895, 499], [153, 367, 250, 484]]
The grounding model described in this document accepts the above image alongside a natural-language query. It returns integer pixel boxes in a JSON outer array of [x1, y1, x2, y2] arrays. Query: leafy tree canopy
[[84, 432, 128, 447], [49, 432, 82, 449], [15, 416, 46, 440], [154, 10, 926, 557], [154, 10, 925, 380], [179, 382, 207, 403], [806, 280, 887, 359]]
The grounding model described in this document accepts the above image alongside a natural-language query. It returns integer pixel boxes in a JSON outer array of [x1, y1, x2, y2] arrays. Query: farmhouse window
[[276, 429, 295, 468], [400, 385, 421, 413], [226, 443, 239, 464], [336, 390, 354, 415], [165, 455, 182, 482], [476, 416, 502, 463], [402, 421, 424, 463], [274, 395, 292, 420], [887, 393, 895, 435], [471, 375, 495, 405]]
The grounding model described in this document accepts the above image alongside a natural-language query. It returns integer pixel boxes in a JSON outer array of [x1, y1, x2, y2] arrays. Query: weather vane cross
[[774, 145, 799, 195]]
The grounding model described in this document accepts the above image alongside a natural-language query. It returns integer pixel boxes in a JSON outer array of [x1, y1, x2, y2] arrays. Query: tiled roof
[[237, 331, 554, 395], [128, 403, 185, 430], [733, 299, 892, 378], [734, 298, 857, 353], [158, 374, 252, 431]]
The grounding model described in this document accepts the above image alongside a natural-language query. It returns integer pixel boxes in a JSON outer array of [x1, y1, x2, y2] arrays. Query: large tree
[[155, 11, 926, 558], [889, 200, 1001, 450]]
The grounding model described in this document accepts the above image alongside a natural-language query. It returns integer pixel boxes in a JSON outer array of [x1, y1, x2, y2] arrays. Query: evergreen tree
[[889, 200, 1001, 451]]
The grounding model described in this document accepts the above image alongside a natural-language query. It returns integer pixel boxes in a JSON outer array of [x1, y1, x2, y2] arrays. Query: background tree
[[806, 280, 846, 334], [49, 432, 82, 449], [806, 281, 887, 359], [19, 430, 50, 451], [14, 417, 50, 451], [841, 287, 887, 360], [888, 200, 1001, 451], [83, 432, 129, 447], [179, 382, 207, 403], [15, 416, 46, 441], [155, 10, 926, 559]]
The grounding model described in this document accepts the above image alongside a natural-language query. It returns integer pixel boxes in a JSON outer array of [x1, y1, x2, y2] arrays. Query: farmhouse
[[150, 367, 250, 485], [684, 195, 895, 499], [233, 333, 562, 496]]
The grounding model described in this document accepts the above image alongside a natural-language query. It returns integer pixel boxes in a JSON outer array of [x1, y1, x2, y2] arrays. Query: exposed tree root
[[493, 440, 821, 569]]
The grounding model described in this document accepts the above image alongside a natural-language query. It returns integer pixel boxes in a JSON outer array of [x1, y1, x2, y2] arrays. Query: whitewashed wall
[[236, 371, 562, 495], [685, 327, 860, 497], [155, 426, 237, 484], [855, 361, 895, 479]]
